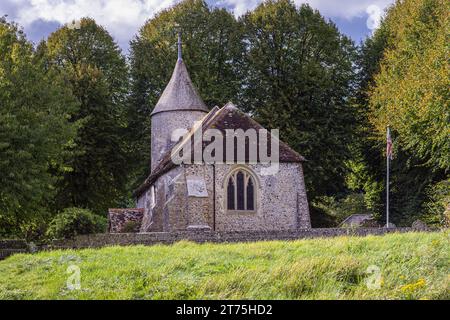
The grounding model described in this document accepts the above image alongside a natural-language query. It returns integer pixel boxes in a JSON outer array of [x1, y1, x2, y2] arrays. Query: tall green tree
[[345, 24, 390, 218], [128, 0, 243, 183], [357, 0, 449, 225], [0, 17, 78, 236], [240, 1, 357, 203], [369, 0, 449, 170], [39, 18, 130, 215]]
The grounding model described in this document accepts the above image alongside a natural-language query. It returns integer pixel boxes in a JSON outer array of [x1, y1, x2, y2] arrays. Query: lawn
[[0, 231, 448, 300]]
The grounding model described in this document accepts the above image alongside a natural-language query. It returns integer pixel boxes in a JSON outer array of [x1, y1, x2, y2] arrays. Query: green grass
[[0, 232, 448, 300]]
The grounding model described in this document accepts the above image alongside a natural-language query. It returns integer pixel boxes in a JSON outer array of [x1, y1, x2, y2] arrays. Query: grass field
[[0, 231, 448, 300]]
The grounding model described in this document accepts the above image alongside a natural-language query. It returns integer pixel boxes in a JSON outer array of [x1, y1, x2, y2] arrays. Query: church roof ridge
[[134, 103, 305, 198]]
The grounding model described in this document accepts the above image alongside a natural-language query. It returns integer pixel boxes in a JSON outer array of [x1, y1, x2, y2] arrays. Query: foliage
[[239, 1, 358, 200], [312, 193, 372, 225], [0, 17, 78, 237], [120, 220, 141, 233], [422, 179, 450, 227], [346, 27, 388, 217], [46, 207, 106, 240], [128, 0, 243, 184], [369, 0, 449, 170], [0, 232, 448, 299], [1, 0, 449, 232], [354, 0, 449, 225], [38, 18, 131, 214]]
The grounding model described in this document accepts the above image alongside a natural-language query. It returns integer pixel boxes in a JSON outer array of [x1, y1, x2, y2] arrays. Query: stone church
[[108, 39, 311, 233]]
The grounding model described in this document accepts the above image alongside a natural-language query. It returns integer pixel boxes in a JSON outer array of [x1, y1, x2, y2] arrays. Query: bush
[[46, 208, 107, 239], [94, 215, 108, 233], [120, 221, 141, 233], [423, 179, 450, 227], [0, 214, 49, 242]]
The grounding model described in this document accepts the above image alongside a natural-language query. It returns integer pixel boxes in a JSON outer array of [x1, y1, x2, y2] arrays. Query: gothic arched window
[[226, 168, 257, 212]]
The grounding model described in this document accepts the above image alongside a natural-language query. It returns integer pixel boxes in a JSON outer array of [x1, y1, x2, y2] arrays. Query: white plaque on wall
[[186, 176, 208, 197]]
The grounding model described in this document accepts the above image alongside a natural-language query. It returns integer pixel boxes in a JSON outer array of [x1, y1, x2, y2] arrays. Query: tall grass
[[0, 232, 448, 299]]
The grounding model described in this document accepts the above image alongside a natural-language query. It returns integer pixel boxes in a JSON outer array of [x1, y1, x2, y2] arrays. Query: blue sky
[[0, 0, 394, 53]]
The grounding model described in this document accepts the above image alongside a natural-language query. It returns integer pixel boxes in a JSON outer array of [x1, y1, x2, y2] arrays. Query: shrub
[[0, 214, 49, 242], [360, 219, 381, 228], [91, 214, 108, 234], [46, 208, 106, 239], [423, 179, 450, 227], [120, 221, 141, 233]]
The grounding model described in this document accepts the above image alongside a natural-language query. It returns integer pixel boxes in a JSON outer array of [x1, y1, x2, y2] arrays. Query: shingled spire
[[150, 31, 209, 171], [151, 31, 208, 116]]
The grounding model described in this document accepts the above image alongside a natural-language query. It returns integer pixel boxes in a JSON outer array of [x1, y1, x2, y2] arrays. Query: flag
[[386, 127, 393, 160]]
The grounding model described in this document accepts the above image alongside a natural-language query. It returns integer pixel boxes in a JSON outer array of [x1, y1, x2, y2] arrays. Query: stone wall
[[0, 240, 29, 260], [0, 228, 432, 259], [51, 228, 420, 249], [151, 110, 207, 172], [108, 208, 144, 233], [138, 162, 310, 233], [214, 163, 310, 231]]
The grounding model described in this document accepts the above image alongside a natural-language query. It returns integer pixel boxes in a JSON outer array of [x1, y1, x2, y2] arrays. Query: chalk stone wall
[[1, 229, 431, 259], [137, 162, 310, 232]]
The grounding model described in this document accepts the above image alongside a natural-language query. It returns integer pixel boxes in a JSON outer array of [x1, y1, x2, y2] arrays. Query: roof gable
[[135, 103, 305, 197]]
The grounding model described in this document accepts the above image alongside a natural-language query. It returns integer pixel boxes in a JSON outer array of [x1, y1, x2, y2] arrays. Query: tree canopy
[[353, 0, 449, 225], [0, 18, 78, 236], [0, 0, 448, 237], [239, 1, 357, 202], [128, 0, 243, 183], [38, 18, 131, 214]]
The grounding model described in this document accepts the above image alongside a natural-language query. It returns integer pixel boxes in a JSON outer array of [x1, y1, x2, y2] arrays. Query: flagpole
[[386, 126, 390, 228]]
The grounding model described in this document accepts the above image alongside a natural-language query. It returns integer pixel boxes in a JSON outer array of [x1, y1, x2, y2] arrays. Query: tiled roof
[[134, 103, 306, 198]]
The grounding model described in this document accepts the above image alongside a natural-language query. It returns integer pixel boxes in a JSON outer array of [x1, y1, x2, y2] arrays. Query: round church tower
[[150, 34, 208, 172]]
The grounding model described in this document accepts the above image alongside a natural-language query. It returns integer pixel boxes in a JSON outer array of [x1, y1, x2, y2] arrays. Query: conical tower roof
[[151, 58, 208, 116]]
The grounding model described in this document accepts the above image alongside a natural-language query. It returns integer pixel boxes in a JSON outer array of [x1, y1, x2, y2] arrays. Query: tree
[[369, 0, 449, 170], [365, 0, 449, 225], [239, 1, 357, 202], [39, 18, 131, 215], [0, 17, 78, 236], [128, 0, 243, 184], [345, 24, 390, 219]]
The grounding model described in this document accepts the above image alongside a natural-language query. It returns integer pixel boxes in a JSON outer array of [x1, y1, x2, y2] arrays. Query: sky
[[0, 0, 395, 53]]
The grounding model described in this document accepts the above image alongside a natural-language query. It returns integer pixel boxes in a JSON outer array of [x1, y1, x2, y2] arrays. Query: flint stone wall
[[137, 162, 311, 232], [214, 163, 310, 232], [51, 228, 419, 249], [151, 110, 207, 172], [108, 209, 144, 233]]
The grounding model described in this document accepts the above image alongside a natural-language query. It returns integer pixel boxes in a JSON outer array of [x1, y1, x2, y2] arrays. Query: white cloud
[[217, 0, 260, 16], [366, 4, 383, 31], [219, 0, 392, 37], [1, 0, 394, 49], [297, 0, 393, 20], [4, 0, 180, 49], [220, 0, 393, 20]]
